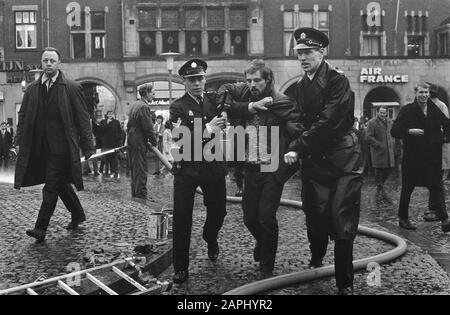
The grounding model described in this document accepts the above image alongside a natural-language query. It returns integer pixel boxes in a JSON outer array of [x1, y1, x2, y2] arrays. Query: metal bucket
[[148, 212, 168, 240], [161, 208, 173, 234]]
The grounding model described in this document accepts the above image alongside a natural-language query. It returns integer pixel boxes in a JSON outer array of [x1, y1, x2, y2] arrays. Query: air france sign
[[360, 68, 409, 84]]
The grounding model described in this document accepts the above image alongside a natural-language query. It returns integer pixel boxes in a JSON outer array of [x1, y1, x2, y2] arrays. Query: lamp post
[[160, 52, 181, 109]]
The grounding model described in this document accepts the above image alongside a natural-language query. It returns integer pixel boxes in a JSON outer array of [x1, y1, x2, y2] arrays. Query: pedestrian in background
[[14, 47, 94, 242], [366, 107, 395, 201], [0, 122, 13, 170], [127, 84, 157, 200], [153, 115, 164, 176], [100, 110, 122, 178], [391, 82, 450, 232], [160, 120, 174, 176]]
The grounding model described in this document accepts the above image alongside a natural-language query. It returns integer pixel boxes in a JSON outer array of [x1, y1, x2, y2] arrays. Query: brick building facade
[[0, 0, 449, 127]]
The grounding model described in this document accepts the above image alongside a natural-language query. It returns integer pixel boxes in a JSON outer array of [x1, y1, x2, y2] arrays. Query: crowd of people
[[9, 25, 450, 296]]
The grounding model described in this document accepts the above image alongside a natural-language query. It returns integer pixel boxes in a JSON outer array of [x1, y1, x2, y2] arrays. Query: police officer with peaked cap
[[284, 27, 364, 295], [169, 59, 228, 284]]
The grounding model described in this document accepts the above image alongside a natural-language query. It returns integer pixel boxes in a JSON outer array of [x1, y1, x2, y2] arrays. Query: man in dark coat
[[218, 60, 302, 277], [366, 107, 395, 199], [169, 59, 227, 284], [391, 82, 450, 232], [99, 110, 123, 178], [284, 28, 364, 295], [14, 47, 95, 242], [0, 122, 13, 169], [127, 84, 157, 199]]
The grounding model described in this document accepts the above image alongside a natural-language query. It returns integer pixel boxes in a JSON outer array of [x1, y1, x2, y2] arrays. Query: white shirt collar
[[41, 70, 59, 85]]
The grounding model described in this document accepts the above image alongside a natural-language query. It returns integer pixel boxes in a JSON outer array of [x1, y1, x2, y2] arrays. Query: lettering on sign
[[360, 68, 408, 84]]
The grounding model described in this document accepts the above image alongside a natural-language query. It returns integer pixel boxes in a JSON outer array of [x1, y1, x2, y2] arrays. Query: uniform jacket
[[127, 99, 157, 150], [14, 71, 94, 190], [365, 116, 395, 168], [218, 82, 302, 183], [391, 99, 450, 187], [289, 60, 361, 174], [169, 92, 226, 179]]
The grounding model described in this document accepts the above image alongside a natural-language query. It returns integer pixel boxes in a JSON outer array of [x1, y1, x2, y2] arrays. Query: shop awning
[[372, 102, 400, 107]]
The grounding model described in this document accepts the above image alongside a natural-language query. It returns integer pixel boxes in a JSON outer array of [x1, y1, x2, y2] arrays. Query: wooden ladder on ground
[[0, 257, 170, 295]]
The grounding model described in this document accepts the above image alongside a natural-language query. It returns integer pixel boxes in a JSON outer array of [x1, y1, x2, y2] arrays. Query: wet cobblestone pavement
[[1, 165, 450, 295]]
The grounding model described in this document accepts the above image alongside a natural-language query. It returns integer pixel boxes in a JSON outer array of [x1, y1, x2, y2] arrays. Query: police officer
[[127, 84, 157, 199], [284, 28, 364, 295], [169, 59, 228, 284]]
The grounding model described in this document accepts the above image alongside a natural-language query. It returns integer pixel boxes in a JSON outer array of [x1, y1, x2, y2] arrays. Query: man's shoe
[[66, 217, 86, 230], [441, 220, 450, 233], [235, 188, 243, 197], [208, 242, 219, 261], [173, 270, 188, 284], [399, 219, 417, 230], [26, 228, 46, 242], [308, 258, 323, 269], [253, 242, 261, 262], [337, 287, 354, 295], [423, 212, 440, 222]]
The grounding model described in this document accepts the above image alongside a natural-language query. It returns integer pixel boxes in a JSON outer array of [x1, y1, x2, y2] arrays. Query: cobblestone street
[[1, 164, 450, 295]]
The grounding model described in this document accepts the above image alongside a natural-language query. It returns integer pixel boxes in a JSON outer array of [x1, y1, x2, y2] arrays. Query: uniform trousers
[[173, 172, 227, 271]]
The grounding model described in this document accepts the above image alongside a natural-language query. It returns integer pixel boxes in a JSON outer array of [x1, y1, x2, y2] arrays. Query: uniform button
[[204, 116, 207, 119]]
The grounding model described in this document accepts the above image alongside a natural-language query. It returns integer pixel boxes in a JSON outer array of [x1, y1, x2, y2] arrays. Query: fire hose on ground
[[58, 145, 411, 294]]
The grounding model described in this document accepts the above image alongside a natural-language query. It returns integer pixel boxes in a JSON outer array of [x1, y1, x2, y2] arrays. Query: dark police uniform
[[289, 28, 364, 293], [169, 59, 227, 280]]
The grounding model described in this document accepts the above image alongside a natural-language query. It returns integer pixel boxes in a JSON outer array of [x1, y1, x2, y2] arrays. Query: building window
[[230, 8, 248, 56], [70, 10, 107, 59], [161, 9, 179, 28], [186, 31, 202, 57], [185, 9, 202, 29], [283, 10, 329, 57], [91, 11, 105, 30], [162, 31, 179, 53], [207, 8, 225, 28], [208, 31, 224, 56], [362, 36, 381, 56], [438, 32, 449, 56], [15, 11, 37, 49], [407, 35, 425, 56], [72, 34, 85, 59], [139, 31, 156, 57], [139, 8, 157, 28]]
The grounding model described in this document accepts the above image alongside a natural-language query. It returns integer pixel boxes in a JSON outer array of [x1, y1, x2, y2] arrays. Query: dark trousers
[[83, 158, 98, 174], [173, 173, 227, 271], [35, 154, 85, 231], [375, 168, 392, 188], [242, 167, 284, 272], [399, 176, 448, 221], [234, 163, 244, 189], [0, 152, 9, 169], [128, 146, 148, 198]]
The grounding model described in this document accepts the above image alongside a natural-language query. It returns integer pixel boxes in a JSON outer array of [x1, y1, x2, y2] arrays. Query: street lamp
[[160, 52, 181, 107]]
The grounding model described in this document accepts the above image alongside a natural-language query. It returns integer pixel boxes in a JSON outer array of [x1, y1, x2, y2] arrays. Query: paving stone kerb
[[1, 173, 450, 295]]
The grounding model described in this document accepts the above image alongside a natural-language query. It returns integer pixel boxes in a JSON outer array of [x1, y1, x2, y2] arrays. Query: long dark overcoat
[[289, 61, 364, 240], [391, 99, 450, 188], [365, 116, 395, 168], [14, 71, 94, 191]]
